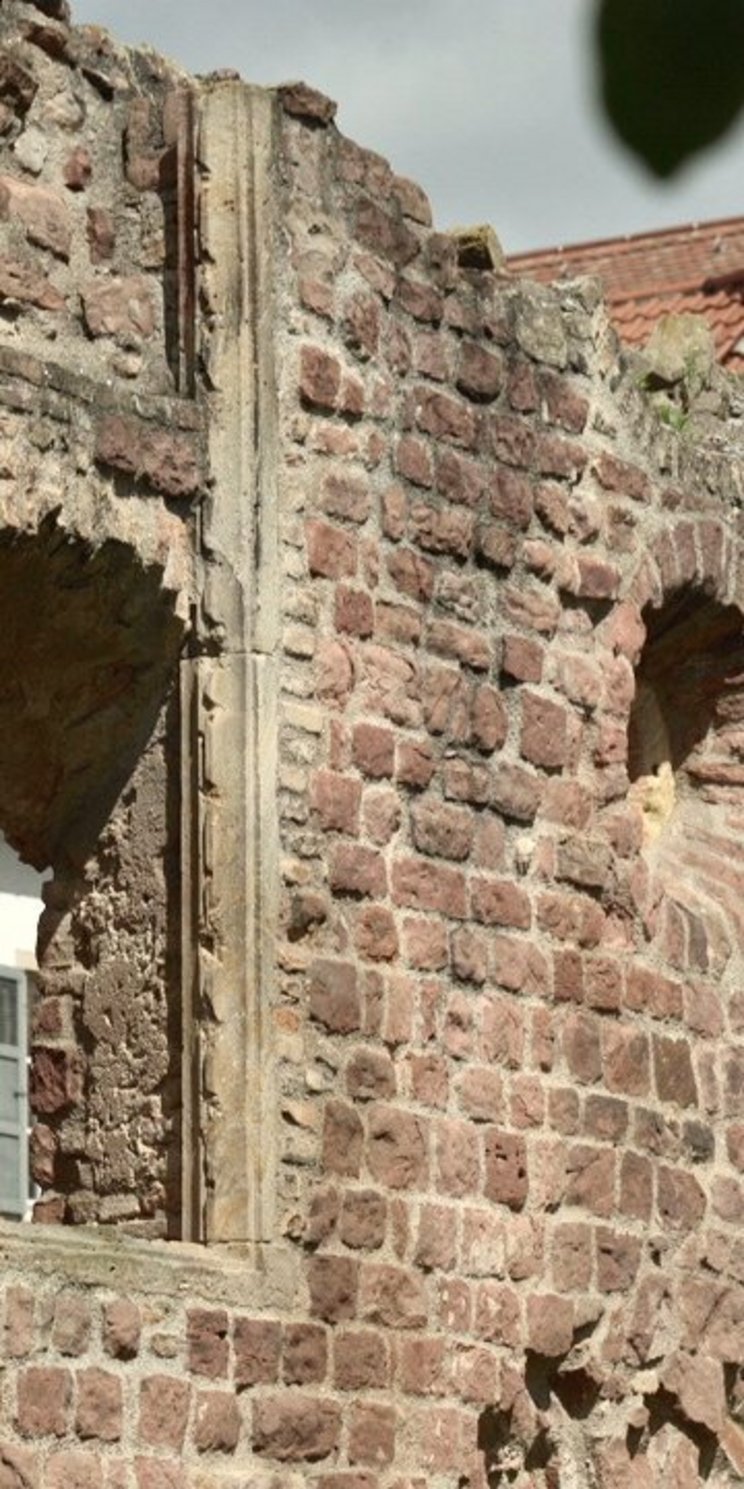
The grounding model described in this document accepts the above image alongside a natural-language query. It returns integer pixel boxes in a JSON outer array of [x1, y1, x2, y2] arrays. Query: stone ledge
[[0, 1219, 299, 1309]]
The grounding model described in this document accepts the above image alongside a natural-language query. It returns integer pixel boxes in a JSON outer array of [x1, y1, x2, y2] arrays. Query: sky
[[71, 0, 744, 254]]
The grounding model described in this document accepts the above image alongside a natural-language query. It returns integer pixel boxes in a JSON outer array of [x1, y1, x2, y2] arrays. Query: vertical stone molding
[[183, 81, 281, 1247]]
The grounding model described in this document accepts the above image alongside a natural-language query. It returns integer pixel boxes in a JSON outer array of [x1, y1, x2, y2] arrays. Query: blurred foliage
[[596, 0, 744, 176]]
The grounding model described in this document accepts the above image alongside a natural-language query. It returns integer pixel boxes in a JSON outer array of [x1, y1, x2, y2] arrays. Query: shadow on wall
[[628, 588, 744, 983]]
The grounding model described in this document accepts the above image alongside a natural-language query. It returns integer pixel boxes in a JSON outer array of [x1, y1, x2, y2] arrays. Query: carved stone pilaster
[[182, 81, 281, 1249]]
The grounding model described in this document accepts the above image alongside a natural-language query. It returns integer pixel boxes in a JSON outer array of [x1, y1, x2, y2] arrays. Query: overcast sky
[[71, 0, 744, 253]]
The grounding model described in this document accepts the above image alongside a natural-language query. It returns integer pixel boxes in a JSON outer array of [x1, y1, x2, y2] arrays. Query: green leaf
[[596, 0, 744, 176]]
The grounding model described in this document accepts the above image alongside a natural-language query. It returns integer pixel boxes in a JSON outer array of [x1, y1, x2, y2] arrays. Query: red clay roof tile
[[507, 216, 744, 373]]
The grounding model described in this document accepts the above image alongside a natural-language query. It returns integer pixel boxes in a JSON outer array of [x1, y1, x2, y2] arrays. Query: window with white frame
[[0, 835, 46, 1221]]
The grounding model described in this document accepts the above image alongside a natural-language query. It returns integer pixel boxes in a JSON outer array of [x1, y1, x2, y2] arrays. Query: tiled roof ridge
[[508, 214, 744, 271]]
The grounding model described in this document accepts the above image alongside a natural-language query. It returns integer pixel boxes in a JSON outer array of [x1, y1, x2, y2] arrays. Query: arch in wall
[[0, 511, 187, 1235]]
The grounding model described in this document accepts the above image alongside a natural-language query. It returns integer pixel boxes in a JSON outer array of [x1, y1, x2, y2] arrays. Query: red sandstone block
[[595, 1227, 642, 1293], [411, 800, 474, 862], [602, 1025, 650, 1097], [306, 518, 358, 578], [354, 197, 419, 268], [310, 770, 362, 833], [322, 1100, 364, 1177], [491, 762, 542, 821], [490, 414, 534, 470], [0, 175, 70, 258], [436, 448, 486, 507], [534, 432, 587, 482], [540, 372, 589, 433], [458, 1067, 504, 1125], [75, 1369, 123, 1442], [625, 965, 683, 1021], [45, 1450, 102, 1489], [653, 1035, 698, 1109], [135, 1460, 185, 1489], [593, 451, 652, 501], [453, 1342, 501, 1405], [232, 1317, 281, 1389], [396, 434, 434, 488], [362, 788, 401, 846], [300, 345, 342, 410], [472, 685, 508, 753], [138, 1377, 190, 1452], [475, 521, 519, 571], [526, 1293, 574, 1356], [480, 996, 525, 1069], [30, 1046, 83, 1114], [408, 1052, 449, 1109], [353, 723, 395, 779], [473, 1281, 520, 1346], [348, 1403, 396, 1466], [253, 1392, 341, 1462], [330, 842, 387, 898], [403, 916, 448, 970], [563, 1011, 602, 1085], [483, 1129, 528, 1210], [435, 1278, 471, 1343], [520, 691, 569, 770], [376, 598, 423, 645], [427, 617, 491, 671], [457, 341, 504, 403], [333, 1329, 389, 1391], [409, 501, 474, 560], [398, 278, 443, 323], [442, 758, 490, 807], [187, 1309, 228, 1379], [358, 1264, 428, 1330], [16, 1366, 71, 1437], [551, 1221, 592, 1291], [354, 905, 399, 962], [503, 581, 561, 635], [193, 1389, 241, 1454], [399, 1336, 450, 1397], [619, 1151, 652, 1222], [335, 585, 374, 637], [339, 1190, 387, 1252], [414, 387, 476, 447], [4, 1287, 34, 1358], [102, 1300, 140, 1361], [583, 1094, 627, 1143], [308, 1256, 359, 1324], [392, 855, 466, 916], [471, 876, 531, 930], [367, 1105, 428, 1189], [565, 1145, 615, 1217], [657, 1166, 706, 1230], [308, 959, 361, 1034], [347, 1046, 396, 1102], [95, 414, 201, 500], [413, 1201, 458, 1271], [387, 547, 435, 602], [436, 1117, 481, 1197], [450, 926, 488, 984]]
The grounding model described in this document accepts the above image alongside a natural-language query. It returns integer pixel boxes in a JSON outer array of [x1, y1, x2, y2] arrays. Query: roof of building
[[507, 216, 744, 373]]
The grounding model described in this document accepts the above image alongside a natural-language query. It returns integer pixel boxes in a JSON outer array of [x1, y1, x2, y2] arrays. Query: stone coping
[[0, 1219, 298, 1309]]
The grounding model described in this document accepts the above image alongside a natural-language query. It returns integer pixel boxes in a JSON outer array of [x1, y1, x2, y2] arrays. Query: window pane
[[0, 977, 17, 1046]]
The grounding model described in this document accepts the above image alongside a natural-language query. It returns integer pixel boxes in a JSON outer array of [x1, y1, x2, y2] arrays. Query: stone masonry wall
[[4, 4, 744, 1486], [0, 0, 201, 1236]]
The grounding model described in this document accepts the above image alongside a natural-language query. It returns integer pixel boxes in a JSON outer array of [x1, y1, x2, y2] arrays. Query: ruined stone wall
[[0, 0, 201, 1235], [4, 5, 744, 1485]]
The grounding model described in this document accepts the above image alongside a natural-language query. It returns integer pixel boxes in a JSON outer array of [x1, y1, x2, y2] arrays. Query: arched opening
[[628, 588, 744, 976], [0, 516, 185, 1235]]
